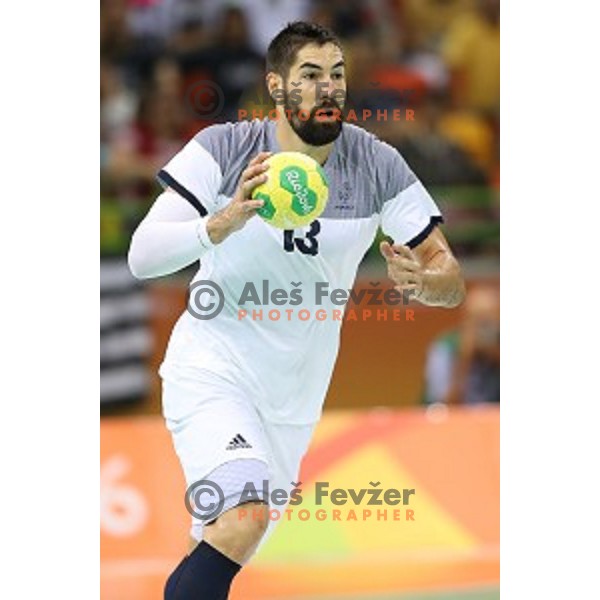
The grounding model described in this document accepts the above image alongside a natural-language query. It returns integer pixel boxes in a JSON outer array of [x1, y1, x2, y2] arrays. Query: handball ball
[[252, 152, 329, 229]]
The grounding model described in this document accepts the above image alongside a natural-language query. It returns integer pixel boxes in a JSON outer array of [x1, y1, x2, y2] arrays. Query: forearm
[[206, 209, 239, 245], [128, 219, 213, 279], [127, 153, 271, 279], [416, 252, 465, 308], [127, 190, 215, 279]]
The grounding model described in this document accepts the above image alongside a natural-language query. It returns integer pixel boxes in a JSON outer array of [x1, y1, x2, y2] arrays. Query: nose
[[317, 78, 336, 100]]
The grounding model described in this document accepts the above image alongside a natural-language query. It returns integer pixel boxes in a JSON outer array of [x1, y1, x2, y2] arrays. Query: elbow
[[128, 262, 150, 281], [127, 250, 149, 280], [127, 231, 155, 280]]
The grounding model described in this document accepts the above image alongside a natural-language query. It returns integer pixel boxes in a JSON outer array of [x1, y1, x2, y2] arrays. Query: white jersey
[[157, 119, 442, 424]]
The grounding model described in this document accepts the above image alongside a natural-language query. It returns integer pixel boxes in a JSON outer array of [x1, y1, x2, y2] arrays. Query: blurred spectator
[[169, 17, 210, 56], [309, 0, 374, 40], [308, 1, 336, 31], [125, 0, 208, 42], [393, 94, 489, 185], [126, 0, 175, 40], [153, 56, 183, 95], [438, 109, 496, 172], [441, 0, 500, 117], [101, 0, 132, 62], [399, 0, 475, 49], [344, 32, 418, 119], [104, 58, 186, 196], [101, 60, 138, 144], [424, 283, 499, 405], [101, 0, 166, 85], [179, 7, 264, 122], [201, 0, 312, 54]]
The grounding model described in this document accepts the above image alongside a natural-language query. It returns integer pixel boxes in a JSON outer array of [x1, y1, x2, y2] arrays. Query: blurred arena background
[[100, 0, 499, 598]]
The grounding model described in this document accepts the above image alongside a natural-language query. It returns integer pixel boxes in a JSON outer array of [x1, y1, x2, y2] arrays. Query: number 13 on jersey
[[283, 220, 321, 256]]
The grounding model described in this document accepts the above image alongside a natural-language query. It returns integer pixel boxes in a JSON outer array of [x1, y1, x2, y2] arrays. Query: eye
[[332, 72, 344, 81], [302, 72, 317, 81]]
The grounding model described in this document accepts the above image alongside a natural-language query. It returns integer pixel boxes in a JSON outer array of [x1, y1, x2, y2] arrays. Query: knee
[[236, 501, 270, 538], [203, 502, 269, 563]]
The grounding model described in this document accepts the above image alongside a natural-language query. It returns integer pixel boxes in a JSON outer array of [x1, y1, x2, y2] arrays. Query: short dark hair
[[266, 21, 341, 77]]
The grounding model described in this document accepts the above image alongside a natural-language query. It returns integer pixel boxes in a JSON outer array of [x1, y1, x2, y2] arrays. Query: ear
[[266, 72, 283, 99]]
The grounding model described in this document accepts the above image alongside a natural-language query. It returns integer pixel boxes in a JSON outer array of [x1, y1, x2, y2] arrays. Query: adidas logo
[[226, 434, 253, 450]]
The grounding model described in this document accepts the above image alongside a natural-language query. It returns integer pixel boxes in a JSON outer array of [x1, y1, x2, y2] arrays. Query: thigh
[[265, 422, 316, 494], [162, 377, 271, 539], [259, 420, 318, 546]]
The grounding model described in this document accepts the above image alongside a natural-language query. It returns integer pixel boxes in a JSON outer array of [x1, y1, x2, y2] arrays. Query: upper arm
[[156, 126, 227, 217], [376, 141, 444, 247], [140, 188, 201, 225]]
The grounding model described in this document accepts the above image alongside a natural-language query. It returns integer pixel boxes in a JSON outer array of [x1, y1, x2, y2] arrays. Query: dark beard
[[284, 96, 344, 147]]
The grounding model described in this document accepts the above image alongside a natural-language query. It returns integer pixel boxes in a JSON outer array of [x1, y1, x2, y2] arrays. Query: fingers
[[392, 274, 422, 297], [240, 154, 272, 183], [239, 154, 272, 199], [247, 151, 273, 168], [381, 242, 421, 271], [380, 242, 416, 260], [379, 241, 395, 260], [392, 244, 417, 260], [381, 244, 419, 271], [396, 257, 420, 273], [242, 199, 264, 212], [394, 283, 419, 293], [393, 274, 421, 288], [241, 162, 269, 185], [241, 171, 269, 198], [380, 239, 422, 295], [388, 259, 421, 283]]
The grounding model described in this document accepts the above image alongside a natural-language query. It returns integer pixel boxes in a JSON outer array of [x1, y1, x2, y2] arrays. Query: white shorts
[[162, 375, 316, 543]]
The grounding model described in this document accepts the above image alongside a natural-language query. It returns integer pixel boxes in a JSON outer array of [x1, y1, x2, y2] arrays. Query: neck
[[274, 116, 335, 166]]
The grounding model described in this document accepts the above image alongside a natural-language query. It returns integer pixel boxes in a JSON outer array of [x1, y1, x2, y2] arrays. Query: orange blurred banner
[[101, 406, 499, 599]]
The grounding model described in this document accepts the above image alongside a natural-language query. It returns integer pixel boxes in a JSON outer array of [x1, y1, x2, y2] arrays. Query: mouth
[[315, 106, 340, 121]]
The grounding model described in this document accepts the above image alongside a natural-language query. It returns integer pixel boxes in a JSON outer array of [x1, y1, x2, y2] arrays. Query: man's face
[[282, 42, 346, 146]]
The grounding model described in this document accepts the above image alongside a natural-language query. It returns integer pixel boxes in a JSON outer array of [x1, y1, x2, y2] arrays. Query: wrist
[[206, 213, 232, 245], [413, 271, 438, 305], [196, 217, 217, 252], [415, 272, 428, 300]]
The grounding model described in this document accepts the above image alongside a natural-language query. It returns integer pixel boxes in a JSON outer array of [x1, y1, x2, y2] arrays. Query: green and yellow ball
[[253, 151, 329, 229]]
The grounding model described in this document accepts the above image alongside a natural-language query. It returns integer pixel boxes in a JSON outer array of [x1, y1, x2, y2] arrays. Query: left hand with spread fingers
[[380, 241, 423, 298]]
